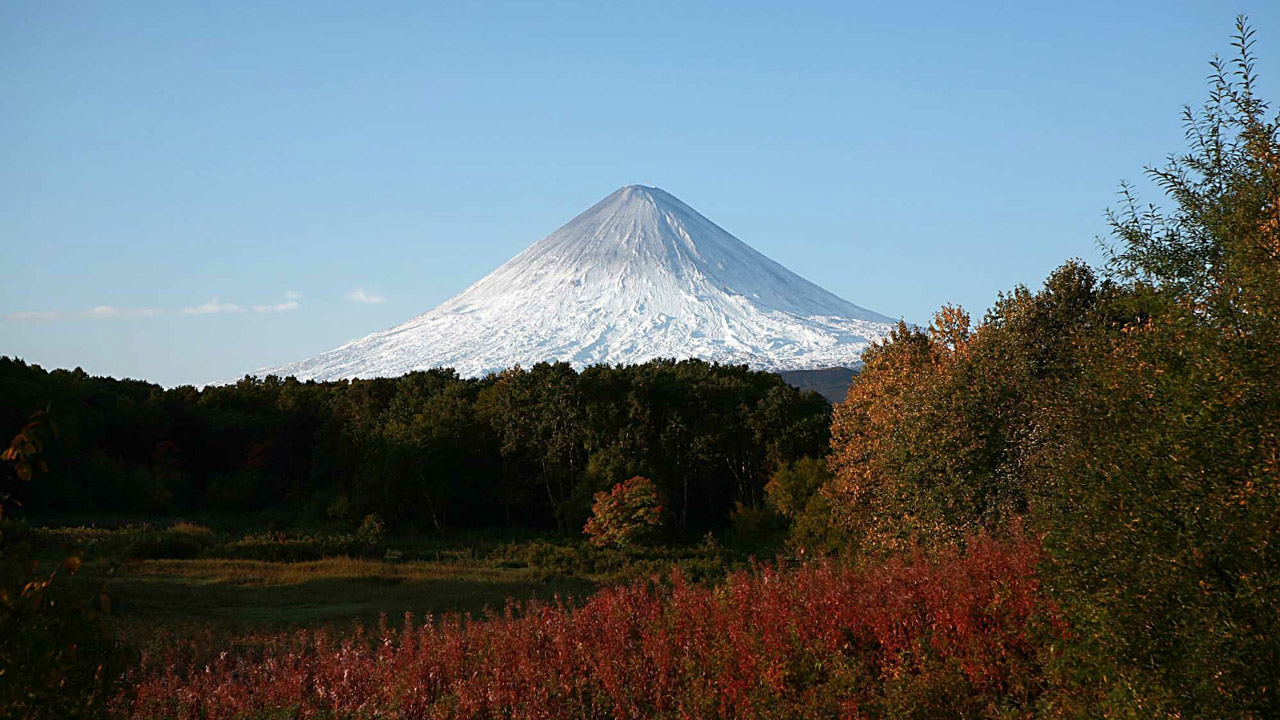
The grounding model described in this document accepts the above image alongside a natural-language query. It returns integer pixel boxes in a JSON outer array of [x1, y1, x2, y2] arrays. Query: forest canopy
[[0, 357, 829, 535]]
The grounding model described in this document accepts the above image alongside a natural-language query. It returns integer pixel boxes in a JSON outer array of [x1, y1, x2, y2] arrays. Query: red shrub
[[583, 476, 665, 548], [114, 535, 1059, 719]]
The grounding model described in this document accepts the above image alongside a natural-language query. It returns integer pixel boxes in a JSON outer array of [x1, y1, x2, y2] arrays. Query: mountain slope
[[262, 185, 897, 380], [779, 366, 861, 404]]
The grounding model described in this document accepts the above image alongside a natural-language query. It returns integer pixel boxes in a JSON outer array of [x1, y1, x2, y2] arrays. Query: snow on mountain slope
[[261, 185, 899, 380]]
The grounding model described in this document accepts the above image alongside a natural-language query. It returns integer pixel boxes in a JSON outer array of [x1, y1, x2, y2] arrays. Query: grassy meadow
[[107, 556, 596, 634], [20, 519, 737, 642]]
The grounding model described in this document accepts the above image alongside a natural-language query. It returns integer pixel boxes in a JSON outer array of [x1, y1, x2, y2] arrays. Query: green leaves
[[818, 17, 1280, 718]]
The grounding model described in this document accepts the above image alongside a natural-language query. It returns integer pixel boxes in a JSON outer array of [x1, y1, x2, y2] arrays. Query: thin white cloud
[[5, 310, 63, 323], [253, 291, 302, 313], [346, 288, 386, 304], [83, 305, 164, 318], [254, 300, 300, 313], [183, 298, 244, 315], [5, 306, 163, 323]]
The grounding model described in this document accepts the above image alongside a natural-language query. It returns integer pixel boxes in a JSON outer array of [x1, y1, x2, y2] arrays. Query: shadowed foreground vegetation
[[114, 536, 1051, 720], [18, 521, 733, 637], [108, 557, 597, 634]]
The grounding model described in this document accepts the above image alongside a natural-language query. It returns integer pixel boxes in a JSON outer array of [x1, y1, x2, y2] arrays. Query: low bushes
[[23, 521, 220, 560], [114, 534, 1057, 720], [0, 521, 127, 719], [123, 522, 218, 560], [29, 522, 390, 562], [218, 531, 367, 562], [487, 536, 728, 582]]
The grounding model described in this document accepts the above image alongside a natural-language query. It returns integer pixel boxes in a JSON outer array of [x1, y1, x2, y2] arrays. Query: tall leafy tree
[[1026, 19, 1280, 716]]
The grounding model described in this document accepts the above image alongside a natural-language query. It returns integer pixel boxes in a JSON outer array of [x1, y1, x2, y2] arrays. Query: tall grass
[[115, 534, 1056, 719]]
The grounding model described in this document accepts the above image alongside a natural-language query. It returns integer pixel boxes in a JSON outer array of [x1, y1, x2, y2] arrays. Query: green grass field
[[18, 519, 737, 644], [106, 556, 598, 635]]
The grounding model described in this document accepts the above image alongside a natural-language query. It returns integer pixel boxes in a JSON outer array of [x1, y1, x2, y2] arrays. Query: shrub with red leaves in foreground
[[114, 535, 1058, 720]]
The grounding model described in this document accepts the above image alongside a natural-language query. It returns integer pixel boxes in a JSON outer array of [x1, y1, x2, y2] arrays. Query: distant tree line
[[0, 358, 829, 534]]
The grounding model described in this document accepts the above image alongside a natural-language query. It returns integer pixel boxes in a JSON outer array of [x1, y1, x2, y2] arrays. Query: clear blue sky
[[3, 1, 1276, 387]]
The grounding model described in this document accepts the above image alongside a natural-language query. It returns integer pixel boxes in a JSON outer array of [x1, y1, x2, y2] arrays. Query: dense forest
[[0, 357, 829, 533]]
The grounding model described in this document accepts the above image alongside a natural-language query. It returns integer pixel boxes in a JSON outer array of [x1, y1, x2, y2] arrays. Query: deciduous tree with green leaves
[[1026, 17, 1280, 717]]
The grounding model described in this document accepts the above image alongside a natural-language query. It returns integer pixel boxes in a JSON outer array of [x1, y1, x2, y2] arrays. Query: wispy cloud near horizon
[[7, 294, 302, 322], [5, 306, 165, 323], [254, 300, 300, 313], [5, 310, 65, 323], [85, 305, 164, 318], [183, 298, 244, 315], [253, 291, 302, 313], [346, 288, 386, 304]]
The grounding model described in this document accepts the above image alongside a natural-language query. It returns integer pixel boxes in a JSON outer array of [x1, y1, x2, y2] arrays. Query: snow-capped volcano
[[262, 185, 897, 380]]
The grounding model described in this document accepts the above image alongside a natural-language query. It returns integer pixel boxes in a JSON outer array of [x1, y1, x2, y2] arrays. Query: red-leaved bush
[[583, 475, 665, 548], [114, 535, 1058, 719]]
